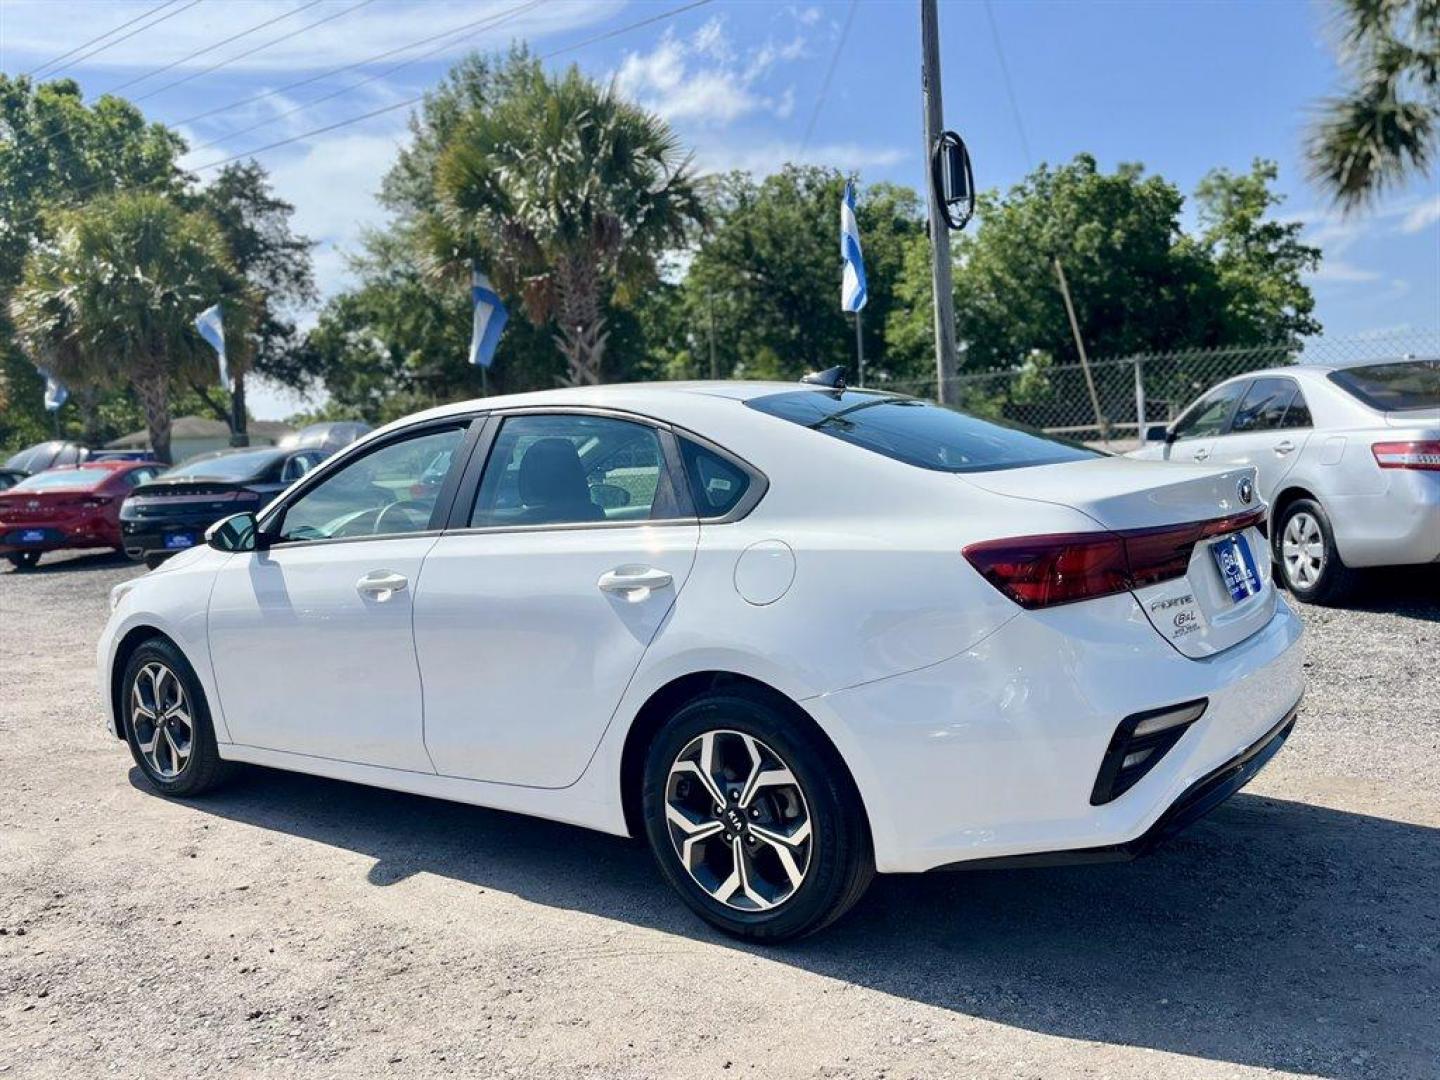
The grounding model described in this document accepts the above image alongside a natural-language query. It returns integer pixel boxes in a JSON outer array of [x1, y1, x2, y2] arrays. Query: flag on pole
[[468, 265, 508, 369], [37, 366, 67, 411], [195, 303, 228, 386], [840, 181, 868, 313]]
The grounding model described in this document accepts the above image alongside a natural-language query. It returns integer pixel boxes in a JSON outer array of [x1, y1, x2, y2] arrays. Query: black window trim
[[441, 405, 769, 536], [259, 413, 487, 550]]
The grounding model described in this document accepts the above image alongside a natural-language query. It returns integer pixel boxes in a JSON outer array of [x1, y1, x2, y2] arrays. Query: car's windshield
[[163, 450, 281, 481], [1328, 360, 1440, 412], [746, 390, 1102, 472], [11, 467, 113, 490]]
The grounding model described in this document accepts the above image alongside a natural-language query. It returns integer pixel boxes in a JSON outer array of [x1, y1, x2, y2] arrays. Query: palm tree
[[9, 192, 250, 462], [1307, 0, 1439, 210], [431, 61, 707, 385]]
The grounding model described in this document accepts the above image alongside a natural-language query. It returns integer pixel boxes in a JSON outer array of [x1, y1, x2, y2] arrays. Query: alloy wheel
[[130, 662, 193, 778], [1282, 511, 1324, 588], [664, 729, 813, 912]]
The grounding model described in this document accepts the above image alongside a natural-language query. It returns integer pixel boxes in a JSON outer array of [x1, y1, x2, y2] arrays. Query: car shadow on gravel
[[1335, 566, 1440, 622], [141, 766, 1439, 1080], [3, 550, 133, 575]]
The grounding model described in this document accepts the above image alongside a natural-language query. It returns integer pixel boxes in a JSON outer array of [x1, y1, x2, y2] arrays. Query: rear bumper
[[1, 522, 119, 553], [806, 590, 1305, 873], [121, 517, 216, 559], [930, 702, 1297, 871], [1328, 471, 1440, 567]]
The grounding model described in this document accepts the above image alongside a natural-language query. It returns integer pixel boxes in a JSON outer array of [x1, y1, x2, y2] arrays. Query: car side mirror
[[206, 512, 261, 553], [1144, 423, 1172, 443]]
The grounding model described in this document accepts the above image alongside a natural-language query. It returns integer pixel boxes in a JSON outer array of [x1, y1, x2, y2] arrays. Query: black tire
[[1274, 497, 1358, 605], [121, 637, 232, 796], [6, 551, 41, 570], [143, 555, 166, 570], [642, 688, 873, 941]]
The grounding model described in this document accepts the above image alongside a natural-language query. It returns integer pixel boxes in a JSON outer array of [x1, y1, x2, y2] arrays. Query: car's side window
[[1172, 382, 1247, 440], [122, 468, 157, 487], [1281, 387, 1312, 428], [1230, 377, 1298, 434], [470, 414, 681, 528], [281, 453, 318, 484], [275, 425, 467, 543], [679, 438, 752, 518]]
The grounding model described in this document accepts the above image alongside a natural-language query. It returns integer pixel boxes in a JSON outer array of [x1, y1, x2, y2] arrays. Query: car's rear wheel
[[122, 638, 231, 796], [1276, 497, 1357, 605], [6, 552, 41, 570], [642, 689, 873, 941], [143, 555, 165, 570]]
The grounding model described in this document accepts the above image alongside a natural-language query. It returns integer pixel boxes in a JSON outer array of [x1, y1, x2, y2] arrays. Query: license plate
[[164, 533, 196, 550], [19, 529, 46, 544], [1210, 532, 1261, 603]]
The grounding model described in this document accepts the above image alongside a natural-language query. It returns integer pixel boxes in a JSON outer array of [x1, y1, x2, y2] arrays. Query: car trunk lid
[[959, 458, 1275, 658]]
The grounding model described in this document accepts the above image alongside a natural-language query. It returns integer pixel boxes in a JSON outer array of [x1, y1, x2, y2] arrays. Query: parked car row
[[1130, 356, 1439, 602], [0, 444, 337, 570]]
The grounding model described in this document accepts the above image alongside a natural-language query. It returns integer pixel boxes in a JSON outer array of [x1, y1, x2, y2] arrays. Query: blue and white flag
[[195, 303, 228, 386], [468, 265, 508, 369], [840, 181, 867, 313], [37, 366, 67, 411]]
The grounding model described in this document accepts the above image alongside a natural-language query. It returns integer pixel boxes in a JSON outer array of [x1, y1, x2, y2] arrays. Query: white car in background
[[1131, 358, 1440, 603], [101, 381, 1303, 940]]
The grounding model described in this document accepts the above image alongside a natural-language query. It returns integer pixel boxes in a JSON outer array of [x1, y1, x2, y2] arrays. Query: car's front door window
[[276, 425, 466, 542], [1172, 382, 1247, 440], [1230, 378, 1299, 434]]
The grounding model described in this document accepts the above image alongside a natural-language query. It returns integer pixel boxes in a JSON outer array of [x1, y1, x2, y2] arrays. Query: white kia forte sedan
[[100, 382, 1305, 940]]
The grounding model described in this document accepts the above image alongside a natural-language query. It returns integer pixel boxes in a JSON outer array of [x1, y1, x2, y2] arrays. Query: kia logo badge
[[1236, 477, 1254, 506]]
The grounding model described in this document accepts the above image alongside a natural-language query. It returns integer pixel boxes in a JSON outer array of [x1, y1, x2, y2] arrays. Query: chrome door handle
[[598, 565, 673, 599], [356, 570, 408, 601], [1274, 440, 1295, 455]]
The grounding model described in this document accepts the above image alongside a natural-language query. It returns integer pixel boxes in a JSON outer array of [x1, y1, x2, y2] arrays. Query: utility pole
[[1053, 256, 1110, 446], [707, 292, 718, 380], [854, 310, 865, 386], [920, 0, 959, 406]]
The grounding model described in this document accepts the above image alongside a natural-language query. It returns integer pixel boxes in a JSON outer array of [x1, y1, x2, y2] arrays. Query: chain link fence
[[878, 329, 1440, 450]]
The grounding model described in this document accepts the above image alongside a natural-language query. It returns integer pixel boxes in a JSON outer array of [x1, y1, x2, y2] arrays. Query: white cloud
[[1400, 195, 1440, 234], [614, 17, 805, 127], [1310, 260, 1382, 284]]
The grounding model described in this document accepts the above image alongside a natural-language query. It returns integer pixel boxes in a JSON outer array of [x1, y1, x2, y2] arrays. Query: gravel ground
[[2, 550, 1437, 1080]]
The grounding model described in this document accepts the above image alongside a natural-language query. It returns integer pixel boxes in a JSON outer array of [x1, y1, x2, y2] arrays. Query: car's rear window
[[11, 467, 113, 490], [746, 390, 1101, 473], [163, 450, 281, 481], [1328, 360, 1440, 412]]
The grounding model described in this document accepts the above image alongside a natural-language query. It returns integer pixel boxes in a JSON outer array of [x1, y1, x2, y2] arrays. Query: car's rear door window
[[470, 414, 684, 527], [679, 438, 752, 517], [1328, 360, 1440, 412], [1230, 378, 1299, 433], [746, 391, 1100, 473]]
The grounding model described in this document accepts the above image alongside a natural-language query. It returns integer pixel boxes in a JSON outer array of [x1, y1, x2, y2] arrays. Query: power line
[[25, 0, 179, 79], [185, 0, 546, 157], [982, 0, 1033, 167], [5, 0, 716, 230], [798, 0, 859, 152], [132, 0, 379, 104], [187, 0, 718, 174], [32, 0, 206, 81], [105, 1, 324, 97], [171, 0, 552, 131]]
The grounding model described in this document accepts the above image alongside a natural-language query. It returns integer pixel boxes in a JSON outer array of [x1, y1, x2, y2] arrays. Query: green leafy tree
[[194, 160, 317, 444], [1307, 0, 1439, 209], [888, 154, 1320, 380], [9, 192, 252, 463], [429, 58, 707, 385], [681, 167, 924, 383], [0, 75, 186, 450]]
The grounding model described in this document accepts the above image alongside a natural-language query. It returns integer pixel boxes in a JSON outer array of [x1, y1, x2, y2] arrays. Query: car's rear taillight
[[964, 507, 1266, 610], [1372, 440, 1440, 470]]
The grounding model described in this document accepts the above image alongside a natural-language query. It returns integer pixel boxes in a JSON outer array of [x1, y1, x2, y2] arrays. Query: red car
[[0, 461, 162, 570]]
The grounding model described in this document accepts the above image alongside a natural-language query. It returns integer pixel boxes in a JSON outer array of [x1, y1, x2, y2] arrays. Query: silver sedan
[[1130, 357, 1439, 603]]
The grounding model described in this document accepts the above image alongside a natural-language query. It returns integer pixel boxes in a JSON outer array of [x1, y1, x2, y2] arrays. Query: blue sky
[[3, 0, 1437, 418]]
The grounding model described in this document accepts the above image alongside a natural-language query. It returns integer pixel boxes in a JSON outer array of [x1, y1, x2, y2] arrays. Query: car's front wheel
[[122, 638, 231, 796], [1276, 498, 1357, 605], [642, 689, 873, 941], [6, 551, 41, 570]]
